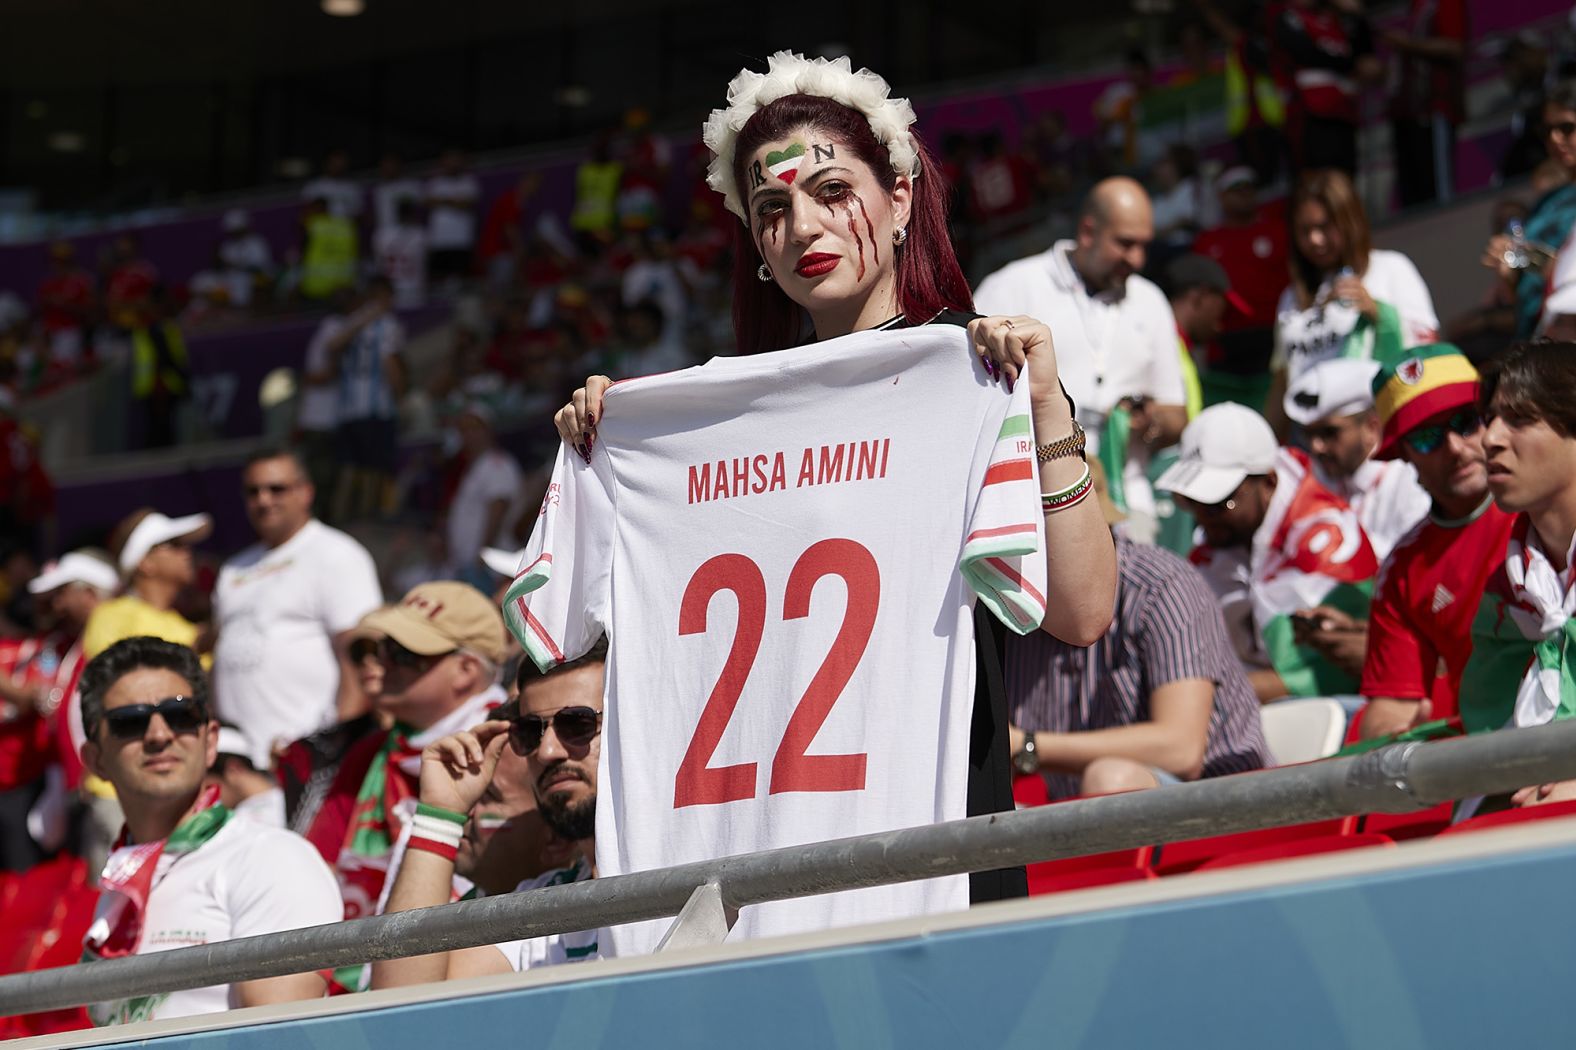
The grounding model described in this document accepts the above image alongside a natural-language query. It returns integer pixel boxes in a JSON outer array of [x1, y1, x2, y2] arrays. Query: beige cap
[[359, 581, 507, 664]]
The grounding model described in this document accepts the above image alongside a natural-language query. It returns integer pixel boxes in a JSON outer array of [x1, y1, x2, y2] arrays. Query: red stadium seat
[[1029, 866, 1157, 893], [1013, 773, 1049, 808], [1027, 846, 1154, 895], [1154, 817, 1359, 875], [1342, 706, 1366, 746], [1438, 797, 1576, 836], [1193, 833, 1395, 871], [1360, 802, 1454, 842]]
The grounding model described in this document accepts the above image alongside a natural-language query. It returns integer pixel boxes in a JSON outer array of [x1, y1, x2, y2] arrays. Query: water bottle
[[1336, 266, 1357, 307], [1503, 219, 1531, 270]]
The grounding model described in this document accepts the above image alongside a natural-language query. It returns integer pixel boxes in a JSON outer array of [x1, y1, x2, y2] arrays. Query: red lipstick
[[795, 253, 840, 277]]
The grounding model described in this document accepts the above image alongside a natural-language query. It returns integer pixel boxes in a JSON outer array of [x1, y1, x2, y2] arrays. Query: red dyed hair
[[727, 93, 972, 354]]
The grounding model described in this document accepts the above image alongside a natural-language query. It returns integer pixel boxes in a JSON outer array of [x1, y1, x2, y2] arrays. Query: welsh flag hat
[[1372, 343, 1479, 460]]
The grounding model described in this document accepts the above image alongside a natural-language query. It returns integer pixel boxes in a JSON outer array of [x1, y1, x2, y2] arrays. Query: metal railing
[[4, 718, 1576, 1018]]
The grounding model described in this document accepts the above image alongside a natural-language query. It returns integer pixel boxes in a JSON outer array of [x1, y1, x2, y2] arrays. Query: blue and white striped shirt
[[337, 314, 404, 422]]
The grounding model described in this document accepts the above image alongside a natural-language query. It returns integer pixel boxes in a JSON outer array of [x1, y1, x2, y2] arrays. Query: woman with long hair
[[1263, 168, 1438, 436], [550, 53, 1116, 907]]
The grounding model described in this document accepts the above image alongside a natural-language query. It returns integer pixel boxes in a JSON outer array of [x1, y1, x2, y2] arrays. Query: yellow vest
[[571, 161, 623, 233], [1225, 48, 1286, 135], [301, 212, 358, 299], [130, 322, 189, 399]]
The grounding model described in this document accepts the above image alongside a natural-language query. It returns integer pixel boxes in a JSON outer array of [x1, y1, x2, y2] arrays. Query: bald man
[[977, 177, 1189, 537]]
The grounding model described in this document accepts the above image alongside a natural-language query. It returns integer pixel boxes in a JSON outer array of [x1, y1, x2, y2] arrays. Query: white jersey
[[373, 224, 428, 309], [213, 520, 383, 765], [505, 326, 1048, 958], [1271, 249, 1439, 381], [86, 817, 341, 1026], [1312, 458, 1430, 562], [490, 859, 599, 971]]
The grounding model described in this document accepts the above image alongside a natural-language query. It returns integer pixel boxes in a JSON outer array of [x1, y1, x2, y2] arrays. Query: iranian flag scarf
[[1458, 516, 1576, 734], [83, 784, 231, 961]]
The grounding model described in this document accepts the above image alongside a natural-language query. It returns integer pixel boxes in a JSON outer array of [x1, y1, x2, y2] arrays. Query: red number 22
[[674, 539, 879, 808]]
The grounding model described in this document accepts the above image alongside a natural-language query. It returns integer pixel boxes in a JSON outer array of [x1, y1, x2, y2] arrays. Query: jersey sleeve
[[502, 442, 615, 670], [1359, 559, 1432, 700], [958, 372, 1048, 635]]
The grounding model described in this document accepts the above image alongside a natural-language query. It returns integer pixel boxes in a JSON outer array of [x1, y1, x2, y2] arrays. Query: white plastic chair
[[1259, 698, 1348, 766]]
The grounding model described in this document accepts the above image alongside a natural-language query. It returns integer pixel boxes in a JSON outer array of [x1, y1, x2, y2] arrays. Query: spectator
[[209, 724, 285, 827], [0, 390, 56, 555], [77, 637, 339, 1024], [0, 551, 117, 871], [1195, 0, 1287, 185], [301, 148, 364, 221], [371, 640, 604, 988], [1193, 166, 1288, 374], [300, 582, 507, 991], [425, 149, 481, 289], [1155, 402, 1379, 702], [373, 197, 429, 309], [1460, 342, 1576, 806], [1384, 0, 1468, 206], [295, 290, 354, 517], [85, 509, 211, 660], [441, 404, 525, 585], [103, 233, 159, 334], [1484, 80, 1576, 339], [620, 232, 689, 349], [609, 300, 690, 380], [1148, 144, 1205, 265], [1266, 169, 1438, 437], [35, 240, 94, 372], [616, 108, 673, 232], [1093, 50, 1152, 173], [1165, 253, 1247, 418], [1357, 346, 1515, 739], [1006, 464, 1268, 800], [129, 289, 191, 449], [1498, 35, 1552, 181], [570, 133, 623, 251], [1270, 0, 1380, 175], [216, 209, 274, 309], [1022, 109, 1083, 200], [212, 446, 383, 767], [1283, 357, 1430, 560], [328, 277, 407, 522], [965, 131, 1035, 233], [976, 177, 1189, 536], [298, 196, 358, 303], [477, 173, 540, 291], [371, 153, 422, 241]]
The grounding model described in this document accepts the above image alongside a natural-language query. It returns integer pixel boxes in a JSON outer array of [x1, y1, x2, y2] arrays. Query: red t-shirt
[[37, 270, 94, 333], [1194, 211, 1289, 333], [477, 189, 523, 262], [1392, 0, 1468, 124], [0, 633, 79, 790], [1360, 501, 1516, 717]]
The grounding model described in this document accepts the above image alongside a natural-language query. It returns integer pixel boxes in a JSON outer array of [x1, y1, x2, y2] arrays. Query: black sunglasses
[[509, 706, 601, 755], [244, 482, 299, 498], [102, 695, 208, 741], [379, 637, 455, 670], [1403, 409, 1482, 455]]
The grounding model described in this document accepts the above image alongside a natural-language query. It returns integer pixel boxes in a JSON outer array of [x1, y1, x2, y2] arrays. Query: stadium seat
[[1013, 773, 1050, 808], [1028, 866, 1157, 894], [1154, 818, 1358, 875], [1193, 833, 1395, 871], [1026, 846, 1153, 895], [1261, 698, 1348, 765], [1360, 802, 1454, 842], [1438, 797, 1576, 836]]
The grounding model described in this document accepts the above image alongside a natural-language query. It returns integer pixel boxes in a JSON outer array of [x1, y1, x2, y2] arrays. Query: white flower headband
[[702, 50, 920, 222]]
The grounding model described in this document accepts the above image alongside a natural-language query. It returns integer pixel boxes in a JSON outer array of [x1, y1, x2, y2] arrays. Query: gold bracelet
[[1036, 419, 1086, 462]]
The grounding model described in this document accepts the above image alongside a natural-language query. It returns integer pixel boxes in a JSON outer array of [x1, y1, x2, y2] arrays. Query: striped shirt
[[337, 314, 404, 422], [1005, 536, 1269, 800]]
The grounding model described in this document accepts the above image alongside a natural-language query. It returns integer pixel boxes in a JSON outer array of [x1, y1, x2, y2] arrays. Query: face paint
[[765, 142, 808, 184], [812, 143, 836, 163], [749, 160, 766, 189]]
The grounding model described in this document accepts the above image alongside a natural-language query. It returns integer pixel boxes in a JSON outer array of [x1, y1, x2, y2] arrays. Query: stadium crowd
[[10, 0, 1576, 1034]]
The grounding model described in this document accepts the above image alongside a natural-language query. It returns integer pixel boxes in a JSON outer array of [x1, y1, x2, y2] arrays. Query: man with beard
[[370, 639, 604, 988]]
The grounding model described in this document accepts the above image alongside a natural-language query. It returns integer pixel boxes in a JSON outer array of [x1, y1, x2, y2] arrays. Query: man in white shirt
[[301, 148, 364, 221], [78, 637, 340, 1026], [443, 404, 525, 586], [216, 210, 273, 309], [425, 150, 480, 287], [1282, 357, 1430, 561], [975, 177, 1189, 528], [372, 152, 422, 241], [371, 641, 604, 989], [213, 447, 382, 766]]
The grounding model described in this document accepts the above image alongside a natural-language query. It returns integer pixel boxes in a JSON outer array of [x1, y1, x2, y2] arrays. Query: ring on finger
[[1000, 319, 1016, 331]]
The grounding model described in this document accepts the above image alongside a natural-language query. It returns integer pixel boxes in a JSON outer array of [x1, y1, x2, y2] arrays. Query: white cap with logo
[[1154, 402, 1279, 505], [1283, 357, 1380, 427]]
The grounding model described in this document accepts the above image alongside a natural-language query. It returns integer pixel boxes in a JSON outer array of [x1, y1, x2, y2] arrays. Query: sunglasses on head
[[1403, 409, 1482, 455], [379, 637, 455, 670], [102, 695, 208, 741], [509, 706, 601, 755]]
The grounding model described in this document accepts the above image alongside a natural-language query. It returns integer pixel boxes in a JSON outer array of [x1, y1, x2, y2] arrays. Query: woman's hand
[[1482, 233, 1516, 282], [967, 315, 1069, 424], [1329, 274, 1379, 322], [553, 375, 613, 461]]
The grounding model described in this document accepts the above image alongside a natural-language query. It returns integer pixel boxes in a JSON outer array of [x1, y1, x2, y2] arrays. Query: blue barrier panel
[[96, 838, 1576, 1049]]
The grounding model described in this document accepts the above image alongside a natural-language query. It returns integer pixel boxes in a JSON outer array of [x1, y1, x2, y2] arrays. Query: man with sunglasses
[[212, 446, 381, 768], [299, 581, 508, 992], [372, 640, 605, 990], [1356, 346, 1514, 740], [76, 637, 340, 1026]]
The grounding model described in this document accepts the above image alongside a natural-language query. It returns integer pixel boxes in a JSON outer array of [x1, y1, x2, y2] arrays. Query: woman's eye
[[817, 182, 851, 202], [756, 200, 785, 218]]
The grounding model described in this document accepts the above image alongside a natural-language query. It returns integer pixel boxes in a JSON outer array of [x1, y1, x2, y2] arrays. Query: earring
[[757, 263, 773, 282], [893, 226, 908, 247]]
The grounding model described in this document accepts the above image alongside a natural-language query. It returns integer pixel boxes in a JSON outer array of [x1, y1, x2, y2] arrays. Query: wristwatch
[[1012, 733, 1039, 776], [1036, 419, 1087, 462]]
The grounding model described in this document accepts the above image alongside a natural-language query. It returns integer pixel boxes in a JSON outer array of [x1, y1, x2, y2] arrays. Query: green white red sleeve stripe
[[959, 399, 1048, 635]]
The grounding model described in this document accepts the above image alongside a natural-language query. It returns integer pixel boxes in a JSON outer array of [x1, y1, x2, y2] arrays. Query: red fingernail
[[1006, 375, 1016, 393], [586, 432, 596, 456], [587, 412, 596, 428]]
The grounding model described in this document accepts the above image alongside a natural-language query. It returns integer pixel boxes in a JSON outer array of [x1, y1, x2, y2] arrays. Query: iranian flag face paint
[[766, 142, 808, 183]]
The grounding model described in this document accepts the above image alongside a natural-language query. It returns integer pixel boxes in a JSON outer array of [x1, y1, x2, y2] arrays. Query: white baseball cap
[[28, 550, 119, 595], [1154, 402, 1279, 505], [480, 546, 526, 579], [1283, 358, 1380, 426], [117, 511, 213, 576], [215, 726, 253, 761]]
